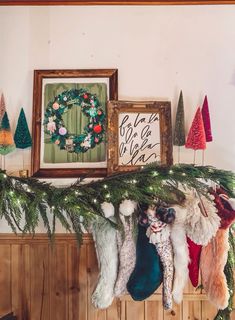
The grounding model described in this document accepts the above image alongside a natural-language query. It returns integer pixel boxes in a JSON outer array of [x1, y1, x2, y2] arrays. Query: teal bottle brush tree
[[14, 108, 32, 177]]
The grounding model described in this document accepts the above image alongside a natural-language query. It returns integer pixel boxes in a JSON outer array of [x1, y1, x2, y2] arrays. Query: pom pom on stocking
[[119, 199, 137, 216], [101, 201, 115, 218]]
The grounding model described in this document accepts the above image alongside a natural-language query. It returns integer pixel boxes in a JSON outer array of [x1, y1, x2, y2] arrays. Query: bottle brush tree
[[14, 108, 32, 149], [0, 112, 16, 155]]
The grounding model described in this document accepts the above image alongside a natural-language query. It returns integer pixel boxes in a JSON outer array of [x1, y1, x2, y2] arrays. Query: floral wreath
[[44, 88, 106, 153]]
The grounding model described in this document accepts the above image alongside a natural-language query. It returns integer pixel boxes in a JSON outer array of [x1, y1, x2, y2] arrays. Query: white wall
[[0, 5, 235, 231]]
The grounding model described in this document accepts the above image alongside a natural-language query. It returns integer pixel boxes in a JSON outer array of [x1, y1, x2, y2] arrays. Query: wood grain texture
[[50, 245, 69, 320], [0, 233, 233, 320], [0, 245, 11, 316], [30, 245, 50, 320], [146, 301, 164, 319], [1, 0, 235, 5], [68, 244, 80, 320]]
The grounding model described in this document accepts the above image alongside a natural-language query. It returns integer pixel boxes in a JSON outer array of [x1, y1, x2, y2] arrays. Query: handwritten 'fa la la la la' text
[[119, 113, 160, 166]]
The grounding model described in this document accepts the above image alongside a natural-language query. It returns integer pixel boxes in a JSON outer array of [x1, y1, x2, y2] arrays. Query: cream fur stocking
[[185, 194, 220, 246], [170, 204, 189, 305], [91, 202, 118, 309]]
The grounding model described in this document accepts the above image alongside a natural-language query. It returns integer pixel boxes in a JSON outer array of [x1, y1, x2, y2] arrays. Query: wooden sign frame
[[107, 100, 173, 175]]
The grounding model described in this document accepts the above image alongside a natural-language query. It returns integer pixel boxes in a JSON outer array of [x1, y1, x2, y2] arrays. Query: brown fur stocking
[[200, 229, 230, 310]]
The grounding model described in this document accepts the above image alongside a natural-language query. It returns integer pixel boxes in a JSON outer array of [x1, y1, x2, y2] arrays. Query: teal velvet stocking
[[127, 224, 163, 300]]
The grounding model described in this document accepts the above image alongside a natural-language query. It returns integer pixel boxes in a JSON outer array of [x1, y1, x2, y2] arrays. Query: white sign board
[[118, 112, 161, 166]]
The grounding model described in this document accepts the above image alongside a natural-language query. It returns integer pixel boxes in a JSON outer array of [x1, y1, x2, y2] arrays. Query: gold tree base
[[19, 169, 29, 178]]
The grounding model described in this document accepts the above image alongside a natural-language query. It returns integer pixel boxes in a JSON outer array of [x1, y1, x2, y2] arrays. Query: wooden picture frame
[[1, 0, 235, 5], [107, 100, 173, 175], [31, 69, 118, 178]]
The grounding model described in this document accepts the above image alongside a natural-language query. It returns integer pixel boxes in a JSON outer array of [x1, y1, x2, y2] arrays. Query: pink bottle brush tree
[[201, 95, 213, 143]]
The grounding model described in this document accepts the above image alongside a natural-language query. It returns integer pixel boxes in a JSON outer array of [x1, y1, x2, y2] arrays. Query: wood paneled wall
[[0, 234, 233, 320]]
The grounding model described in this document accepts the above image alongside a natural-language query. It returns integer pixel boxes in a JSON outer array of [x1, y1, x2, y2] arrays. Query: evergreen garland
[[0, 164, 234, 238], [0, 164, 234, 320]]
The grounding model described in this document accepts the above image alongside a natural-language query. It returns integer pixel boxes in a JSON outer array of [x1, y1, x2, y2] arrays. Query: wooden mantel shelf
[[0, 232, 93, 243], [1, 0, 235, 5]]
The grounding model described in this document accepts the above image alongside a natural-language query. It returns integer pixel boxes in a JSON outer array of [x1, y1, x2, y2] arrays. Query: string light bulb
[[103, 184, 108, 189], [152, 171, 159, 177]]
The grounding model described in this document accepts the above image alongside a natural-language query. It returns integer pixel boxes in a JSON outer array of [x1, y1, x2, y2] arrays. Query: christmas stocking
[[185, 193, 220, 246], [127, 223, 163, 301], [114, 200, 137, 297], [200, 189, 235, 310], [200, 229, 230, 310], [170, 203, 190, 304], [187, 237, 202, 287], [146, 215, 174, 310], [212, 187, 235, 228], [91, 202, 118, 309]]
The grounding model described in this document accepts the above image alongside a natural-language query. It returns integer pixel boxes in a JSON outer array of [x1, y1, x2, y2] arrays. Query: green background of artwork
[[43, 82, 107, 164]]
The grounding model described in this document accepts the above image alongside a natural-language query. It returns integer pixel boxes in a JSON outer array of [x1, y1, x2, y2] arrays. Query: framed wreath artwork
[[31, 69, 118, 178]]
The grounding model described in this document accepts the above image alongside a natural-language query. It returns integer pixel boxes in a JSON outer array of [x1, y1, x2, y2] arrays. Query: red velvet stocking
[[187, 237, 202, 287]]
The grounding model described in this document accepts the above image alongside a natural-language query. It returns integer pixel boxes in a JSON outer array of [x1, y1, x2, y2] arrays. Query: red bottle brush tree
[[185, 107, 206, 150]]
